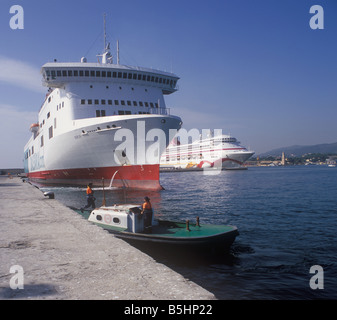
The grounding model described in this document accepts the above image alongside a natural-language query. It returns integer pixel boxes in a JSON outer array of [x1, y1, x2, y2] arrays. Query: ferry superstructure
[[160, 134, 254, 171], [24, 37, 182, 189]]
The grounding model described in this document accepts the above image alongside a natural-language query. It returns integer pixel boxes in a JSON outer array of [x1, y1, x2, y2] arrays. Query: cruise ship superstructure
[[24, 35, 182, 189], [160, 134, 254, 171]]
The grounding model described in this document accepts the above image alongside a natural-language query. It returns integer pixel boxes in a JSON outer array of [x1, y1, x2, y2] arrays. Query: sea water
[[40, 166, 337, 300]]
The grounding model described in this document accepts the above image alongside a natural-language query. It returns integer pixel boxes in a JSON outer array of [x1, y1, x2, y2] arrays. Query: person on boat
[[81, 183, 96, 211], [141, 196, 153, 228]]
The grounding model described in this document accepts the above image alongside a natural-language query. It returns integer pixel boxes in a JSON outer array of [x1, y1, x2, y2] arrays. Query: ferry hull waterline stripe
[[24, 18, 182, 189], [27, 164, 161, 190]]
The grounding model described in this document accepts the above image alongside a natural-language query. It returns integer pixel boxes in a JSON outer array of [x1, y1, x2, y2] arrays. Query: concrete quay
[[0, 176, 215, 300]]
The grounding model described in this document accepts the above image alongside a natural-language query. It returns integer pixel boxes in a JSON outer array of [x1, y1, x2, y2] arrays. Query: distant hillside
[[0, 168, 24, 175], [259, 142, 337, 157]]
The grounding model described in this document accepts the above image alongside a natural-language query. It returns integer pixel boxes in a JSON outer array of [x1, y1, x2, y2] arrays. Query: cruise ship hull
[[25, 115, 182, 190]]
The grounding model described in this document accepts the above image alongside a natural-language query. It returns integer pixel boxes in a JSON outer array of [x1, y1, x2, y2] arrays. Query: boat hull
[[97, 219, 239, 249], [27, 164, 161, 189], [113, 226, 239, 249]]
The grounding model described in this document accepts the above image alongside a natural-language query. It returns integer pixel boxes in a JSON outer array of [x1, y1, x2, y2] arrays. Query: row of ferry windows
[[80, 99, 159, 108], [46, 70, 177, 87], [96, 110, 150, 117]]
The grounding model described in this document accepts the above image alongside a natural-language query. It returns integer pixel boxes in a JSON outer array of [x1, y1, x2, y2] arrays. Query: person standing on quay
[[81, 183, 96, 212]]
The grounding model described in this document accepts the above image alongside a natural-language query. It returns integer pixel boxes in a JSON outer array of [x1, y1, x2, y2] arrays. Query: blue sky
[[0, 0, 336, 168]]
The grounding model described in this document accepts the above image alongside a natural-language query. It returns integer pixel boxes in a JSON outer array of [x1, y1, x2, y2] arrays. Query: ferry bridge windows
[[118, 111, 132, 115], [96, 110, 106, 117], [41, 136, 44, 147], [80, 98, 162, 112], [46, 68, 178, 91]]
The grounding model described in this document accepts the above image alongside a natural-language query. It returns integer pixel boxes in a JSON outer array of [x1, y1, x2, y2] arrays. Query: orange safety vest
[[142, 201, 152, 210], [86, 186, 93, 195]]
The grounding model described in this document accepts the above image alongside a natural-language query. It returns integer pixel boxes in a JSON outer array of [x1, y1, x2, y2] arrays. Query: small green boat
[[86, 204, 239, 250]]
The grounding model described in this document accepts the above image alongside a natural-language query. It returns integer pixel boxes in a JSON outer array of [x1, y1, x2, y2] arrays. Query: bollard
[[43, 192, 55, 199], [196, 216, 200, 227], [186, 220, 191, 232]]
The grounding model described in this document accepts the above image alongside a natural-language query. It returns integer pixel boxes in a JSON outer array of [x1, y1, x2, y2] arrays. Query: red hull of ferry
[[27, 164, 162, 190]]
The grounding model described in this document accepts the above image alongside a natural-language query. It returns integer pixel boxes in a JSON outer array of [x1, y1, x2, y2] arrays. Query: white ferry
[[160, 134, 254, 171], [24, 24, 182, 190]]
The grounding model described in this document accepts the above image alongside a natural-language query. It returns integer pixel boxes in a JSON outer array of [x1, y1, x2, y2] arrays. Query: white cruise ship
[[24, 27, 182, 190], [160, 133, 254, 171]]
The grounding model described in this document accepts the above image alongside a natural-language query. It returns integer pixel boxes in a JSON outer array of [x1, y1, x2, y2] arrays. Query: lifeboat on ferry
[[30, 123, 39, 133]]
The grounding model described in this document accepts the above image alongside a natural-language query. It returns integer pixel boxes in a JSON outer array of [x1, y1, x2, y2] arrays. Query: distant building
[[281, 152, 286, 166]]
